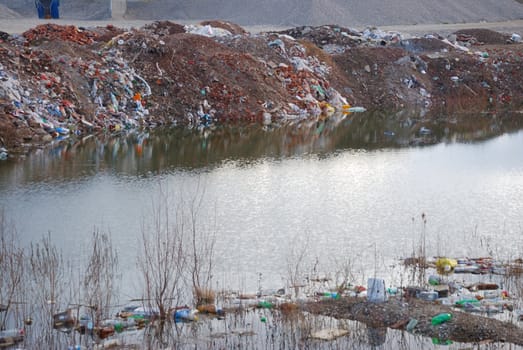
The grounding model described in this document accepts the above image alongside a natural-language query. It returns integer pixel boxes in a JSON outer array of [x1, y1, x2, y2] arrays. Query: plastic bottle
[[114, 322, 124, 333], [428, 275, 441, 286], [406, 318, 418, 331], [455, 299, 479, 306], [323, 292, 340, 299], [432, 338, 453, 345], [174, 308, 198, 322], [387, 287, 398, 295], [0, 329, 24, 338], [431, 313, 452, 325], [257, 301, 273, 309], [347, 106, 367, 113]]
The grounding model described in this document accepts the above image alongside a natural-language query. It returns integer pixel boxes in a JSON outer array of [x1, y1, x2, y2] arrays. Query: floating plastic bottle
[[455, 299, 479, 306], [406, 318, 418, 332], [0, 329, 24, 338], [347, 106, 367, 113], [174, 308, 198, 322], [0, 329, 24, 347], [257, 301, 273, 309], [431, 313, 452, 325], [386, 287, 398, 295], [428, 275, 441, 286], [432, 338, 453, 345], [323, 292, 340, 299]]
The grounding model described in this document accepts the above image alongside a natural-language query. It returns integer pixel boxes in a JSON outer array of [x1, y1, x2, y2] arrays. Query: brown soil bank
[[1, 21, 523, 156], [303, 297, 523, 345]]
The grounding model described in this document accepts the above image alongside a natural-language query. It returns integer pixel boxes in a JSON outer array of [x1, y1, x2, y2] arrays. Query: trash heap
[[266, 34, 351, 118], [0, 24, 155, 151], [48, 302, 219, 346], [1, 21, 523, 157], [401, 256, 523, 318], [23, 24, 99, 45], [277, 25, 405, 54], [0, 328, 24, 348]]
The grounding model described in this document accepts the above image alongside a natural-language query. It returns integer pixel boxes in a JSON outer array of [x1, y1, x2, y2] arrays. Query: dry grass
[[194, 287, 216, 306]]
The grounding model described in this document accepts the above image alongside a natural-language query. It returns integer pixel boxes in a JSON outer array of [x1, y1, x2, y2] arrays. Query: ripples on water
[[1, 114, 523, 293], [2, 113, 523, 348]]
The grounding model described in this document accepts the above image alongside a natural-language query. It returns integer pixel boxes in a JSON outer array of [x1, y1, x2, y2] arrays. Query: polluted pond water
[[3, 255, 523, 349], [2, 107, 523, 172], [1, 116, 523, 348], [92, 257, 523, 349], [1, 118, 523, 349]]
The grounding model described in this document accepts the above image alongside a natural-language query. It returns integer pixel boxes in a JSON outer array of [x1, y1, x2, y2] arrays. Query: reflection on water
[[1, 110, 522, 187], [2, 110, 523, 349], [112, 310, 523, 349], [0, 113, 523, 289], [1, 110, 523, 304]]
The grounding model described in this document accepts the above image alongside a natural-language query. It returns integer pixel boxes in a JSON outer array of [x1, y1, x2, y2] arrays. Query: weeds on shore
[[3, 204, 523, 349], [0, 181, 217, 348]]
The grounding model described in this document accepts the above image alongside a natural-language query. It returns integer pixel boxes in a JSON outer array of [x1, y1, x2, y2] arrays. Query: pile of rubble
[[1, 21, 523, 158], [23, 24, 100, 45]]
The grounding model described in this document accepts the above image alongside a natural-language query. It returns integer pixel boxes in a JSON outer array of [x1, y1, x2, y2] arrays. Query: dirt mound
[[454, 28, 511, 44], [142, 21, 185, 35], [200, 21, 248, 35], [23, 24, 100, 45]]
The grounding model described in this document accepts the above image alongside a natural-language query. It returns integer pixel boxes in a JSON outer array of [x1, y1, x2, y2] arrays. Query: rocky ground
[[1, 20, 523, 158]]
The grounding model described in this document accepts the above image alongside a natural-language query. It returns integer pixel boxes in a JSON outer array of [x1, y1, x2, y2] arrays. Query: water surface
[[1, 117, 523, 294]]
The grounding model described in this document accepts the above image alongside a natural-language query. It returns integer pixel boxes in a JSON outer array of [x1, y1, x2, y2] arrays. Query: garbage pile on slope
[[23, 24, 99, 45], [0, 28, 154, 150], [1, 21, 523, 158]]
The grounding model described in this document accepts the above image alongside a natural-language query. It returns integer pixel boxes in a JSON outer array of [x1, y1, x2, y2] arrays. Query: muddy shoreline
[[303, 297, 523, 345]]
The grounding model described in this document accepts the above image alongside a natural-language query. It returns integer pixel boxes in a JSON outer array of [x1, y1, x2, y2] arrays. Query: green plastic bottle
[[114, 322, 123, 333], [258, 301, 273, 309], [431, 313, 452, 325], [432, 337, 453, 345], [455, 299, 479, 306]]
